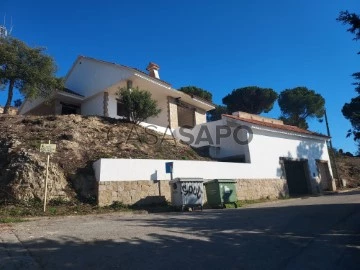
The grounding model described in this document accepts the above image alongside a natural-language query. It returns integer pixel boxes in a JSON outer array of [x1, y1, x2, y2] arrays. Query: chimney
[[146, 62, 160, 79]]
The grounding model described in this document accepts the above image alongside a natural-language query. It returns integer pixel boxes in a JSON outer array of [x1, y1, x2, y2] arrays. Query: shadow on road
[[2, 203, 360, 270]]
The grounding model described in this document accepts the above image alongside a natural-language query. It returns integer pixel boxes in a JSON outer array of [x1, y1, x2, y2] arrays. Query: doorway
[[317, 160, 332, 191], [283, 159, 311, 196]]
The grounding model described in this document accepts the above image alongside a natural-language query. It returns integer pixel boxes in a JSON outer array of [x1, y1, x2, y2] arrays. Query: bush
[[117, 87, 161, 124]]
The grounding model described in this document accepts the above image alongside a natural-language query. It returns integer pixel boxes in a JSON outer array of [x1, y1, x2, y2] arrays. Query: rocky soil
[[0, 115, 209, 202], [336, 155, 360, 188]]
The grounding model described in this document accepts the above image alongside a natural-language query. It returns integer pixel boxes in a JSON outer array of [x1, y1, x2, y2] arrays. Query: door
[[284, 160, 310, 196], [317, 161, 332, 191]]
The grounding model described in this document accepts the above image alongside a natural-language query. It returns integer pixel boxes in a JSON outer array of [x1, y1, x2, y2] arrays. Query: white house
[[174, 111, 335, 196], [18, 56, 215, 133], [92, 111, 335, 206], [17, 56, 335, 205]]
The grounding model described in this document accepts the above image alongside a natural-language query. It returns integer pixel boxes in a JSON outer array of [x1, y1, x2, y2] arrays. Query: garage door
[[284, 160, 310, 196]]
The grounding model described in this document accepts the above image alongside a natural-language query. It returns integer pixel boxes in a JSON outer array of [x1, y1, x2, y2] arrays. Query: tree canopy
[[222, 86, 278, 114], [0, 37, 62, 114], [337, 11, 360, 42], [342, 96, 360, 141], [278, 87, 325, 129], [207, 105, 228, 122], [117, 87, 161, 124], [13, 99, 22, 108], [337, 11, 360, 149], [178, 86, 213, 102]]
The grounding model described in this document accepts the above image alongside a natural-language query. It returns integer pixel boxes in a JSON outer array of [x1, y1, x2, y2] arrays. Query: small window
[[127, 80, 133, 90], [117, 102, 127, 117]]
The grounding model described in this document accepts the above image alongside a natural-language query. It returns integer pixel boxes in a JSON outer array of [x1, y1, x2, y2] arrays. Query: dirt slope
[[336, 155, 360, 188], [0, 114, 209, 202]]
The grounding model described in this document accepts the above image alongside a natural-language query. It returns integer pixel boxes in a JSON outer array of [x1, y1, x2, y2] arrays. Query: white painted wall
[[93, 158, 276, 182], [19, 97, 46, 114], [174, 117, 332, 180], [146, 94, 169, 127], [81, 93, 104, 116], [174, 119, 251, 162], [107, 92, 169, 128], [107, 93, 118, 118], [65, 57, 133, 98], [249, 127, 332, 179]]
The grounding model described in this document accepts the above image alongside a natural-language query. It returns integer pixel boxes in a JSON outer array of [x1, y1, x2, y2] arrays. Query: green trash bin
[[204, 179, 238, 208]]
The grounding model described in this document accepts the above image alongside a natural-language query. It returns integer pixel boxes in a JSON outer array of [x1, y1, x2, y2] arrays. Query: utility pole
[[324, 109, 342, 188]]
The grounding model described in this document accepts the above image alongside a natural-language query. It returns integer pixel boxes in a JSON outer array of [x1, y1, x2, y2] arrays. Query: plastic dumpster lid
[[169, 177, 204, 184], [204, 179, 237, 184]]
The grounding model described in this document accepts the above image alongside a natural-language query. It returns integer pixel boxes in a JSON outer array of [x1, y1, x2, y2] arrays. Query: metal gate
[[283, 160, 310, 196]]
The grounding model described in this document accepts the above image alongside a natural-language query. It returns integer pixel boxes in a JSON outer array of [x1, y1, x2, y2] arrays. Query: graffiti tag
[[181, 184, 202, 199]]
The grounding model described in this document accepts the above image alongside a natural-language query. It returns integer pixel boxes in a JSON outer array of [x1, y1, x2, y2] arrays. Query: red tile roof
[[223, 114, 330, 139]]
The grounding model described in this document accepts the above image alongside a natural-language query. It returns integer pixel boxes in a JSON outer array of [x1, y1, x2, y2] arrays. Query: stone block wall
[[167, 97, 178, 129], [97, 178, 288, 207], [98, 180, 171, 207], [236, 179, 288, 200]]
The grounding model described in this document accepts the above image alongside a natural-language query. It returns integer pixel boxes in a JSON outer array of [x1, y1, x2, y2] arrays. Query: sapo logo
[[178, 125, 253, 145], [106, 123, 253, 146]]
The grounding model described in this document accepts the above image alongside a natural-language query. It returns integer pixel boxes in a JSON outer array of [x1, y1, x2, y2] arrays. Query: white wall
[[19, 97, 46, 114], [93, 158, 276, 182], [174, 119, 251, 162], [146, 94, 169, 127], [107, 92, 169, 128], [107, 93, 118, 118], [174, 117, 332, 179], [81, 93, 104, 116], [66, 58, 133, 98], [249, 127, 332, 179]]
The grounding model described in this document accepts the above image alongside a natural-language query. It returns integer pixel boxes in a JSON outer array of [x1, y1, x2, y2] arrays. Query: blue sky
[[1, 0, 359, 153]]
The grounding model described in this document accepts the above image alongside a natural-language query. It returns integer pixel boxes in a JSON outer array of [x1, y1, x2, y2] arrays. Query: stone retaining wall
[[98, 180, 171, 207], [236, 179, 288, 200], [97, 179, 289, 207]]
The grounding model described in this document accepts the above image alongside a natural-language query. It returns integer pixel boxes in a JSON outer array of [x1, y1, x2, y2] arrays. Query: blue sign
[[165, 162, 173, 174]]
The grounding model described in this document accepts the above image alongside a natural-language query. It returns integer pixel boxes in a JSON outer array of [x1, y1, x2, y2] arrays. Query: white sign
[[40, 144, 57, 153]]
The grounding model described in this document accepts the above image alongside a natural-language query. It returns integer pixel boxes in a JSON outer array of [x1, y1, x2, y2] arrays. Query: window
[[61, 103, 79, 115], [127, 80, 133, 90], [117, 101, 127, 117]]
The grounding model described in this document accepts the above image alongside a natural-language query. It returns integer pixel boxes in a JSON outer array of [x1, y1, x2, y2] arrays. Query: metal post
[[43, 140, 50, 212], [324, 110, 342, 188]]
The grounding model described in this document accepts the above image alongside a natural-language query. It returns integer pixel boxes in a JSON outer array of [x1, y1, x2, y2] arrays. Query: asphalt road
[[1, 191, 360, 270]]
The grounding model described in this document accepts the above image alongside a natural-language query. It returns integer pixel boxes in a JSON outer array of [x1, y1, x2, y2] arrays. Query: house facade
[[93, 111, 335, 206], [19, 56, 215, 133], [174, 111, 335, 195]]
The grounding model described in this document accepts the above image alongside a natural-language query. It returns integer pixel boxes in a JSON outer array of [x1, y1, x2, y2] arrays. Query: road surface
[[1, 191, 360, 270]]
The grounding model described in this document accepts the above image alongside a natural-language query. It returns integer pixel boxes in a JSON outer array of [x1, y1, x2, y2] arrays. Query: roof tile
[[223, 114, 329, 138]]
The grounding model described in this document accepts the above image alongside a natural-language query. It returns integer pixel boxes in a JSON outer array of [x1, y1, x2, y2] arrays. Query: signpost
[[40, 140, 56, 212], [165, 162, 174, 181]]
